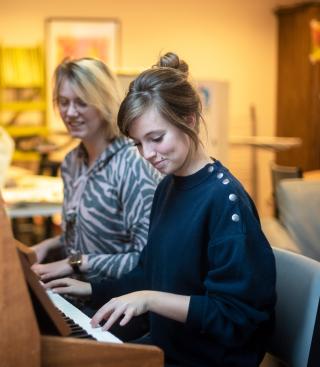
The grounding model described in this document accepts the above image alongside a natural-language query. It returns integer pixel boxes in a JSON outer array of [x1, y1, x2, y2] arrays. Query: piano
[[0, 194, 163, 367], [46, 290, 122, 343]]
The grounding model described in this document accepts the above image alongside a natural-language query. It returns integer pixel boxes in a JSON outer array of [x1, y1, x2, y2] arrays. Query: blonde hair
[[53, 58, 123, 140], [117, 52, 203, 147]]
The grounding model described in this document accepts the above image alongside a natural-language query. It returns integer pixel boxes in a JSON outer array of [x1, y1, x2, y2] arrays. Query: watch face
[[69, 253, 82, 267]]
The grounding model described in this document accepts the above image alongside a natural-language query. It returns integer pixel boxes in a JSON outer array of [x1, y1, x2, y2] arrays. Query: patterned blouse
[[60, 136, 162, 281]]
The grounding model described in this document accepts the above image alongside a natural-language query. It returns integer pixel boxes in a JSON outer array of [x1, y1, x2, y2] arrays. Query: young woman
[[45, 53, 276, 367], [30, 59, 161, 340]]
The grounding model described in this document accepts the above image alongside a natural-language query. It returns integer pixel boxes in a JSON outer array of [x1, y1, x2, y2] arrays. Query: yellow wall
[[0, 0, 305, 215]]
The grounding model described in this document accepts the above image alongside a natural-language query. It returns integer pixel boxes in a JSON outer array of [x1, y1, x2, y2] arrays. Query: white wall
[[0, 0, 306, 216]]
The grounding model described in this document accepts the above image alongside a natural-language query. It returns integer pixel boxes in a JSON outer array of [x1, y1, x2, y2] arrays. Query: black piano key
[[53, 303, 97, 340], [70, 330, 91, 338]]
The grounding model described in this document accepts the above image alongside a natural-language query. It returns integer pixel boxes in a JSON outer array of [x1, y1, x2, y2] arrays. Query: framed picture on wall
[[45, 17, 120, 131]]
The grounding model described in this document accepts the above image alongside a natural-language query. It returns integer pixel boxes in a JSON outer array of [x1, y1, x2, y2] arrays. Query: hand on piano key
[[47, 290, 122, 344], [91, 291, 151, 332], [44, 277, 92, 297]]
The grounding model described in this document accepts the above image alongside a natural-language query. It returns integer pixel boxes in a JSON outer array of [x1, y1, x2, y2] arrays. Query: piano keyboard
[[47, 290, 122, 344]]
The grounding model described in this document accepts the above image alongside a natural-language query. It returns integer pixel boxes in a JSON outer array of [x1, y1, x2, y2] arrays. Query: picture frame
[[45, 17, 120, 132]]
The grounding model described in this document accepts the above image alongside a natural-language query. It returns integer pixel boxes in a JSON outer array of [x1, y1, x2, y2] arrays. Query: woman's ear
[[185, 113, 196, 128]]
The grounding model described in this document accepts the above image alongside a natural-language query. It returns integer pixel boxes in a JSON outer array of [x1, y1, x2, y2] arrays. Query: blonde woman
[[32, 58, 161, 338]]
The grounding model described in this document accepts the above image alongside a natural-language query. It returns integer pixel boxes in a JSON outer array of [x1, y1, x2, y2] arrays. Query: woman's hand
[[31, 236, 61, 263], [43, 277, 92, 297], [31, 258, 73, 281], [91, 291, 152, 330], [32, 242, 50, 263], [91, 291, 190, 330]]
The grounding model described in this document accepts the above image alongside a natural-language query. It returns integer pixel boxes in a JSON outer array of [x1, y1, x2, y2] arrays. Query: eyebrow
[[58, 94, 84, 101]]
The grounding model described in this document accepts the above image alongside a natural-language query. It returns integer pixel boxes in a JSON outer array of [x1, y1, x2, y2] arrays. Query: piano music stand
[[18, 251, 71, 336]]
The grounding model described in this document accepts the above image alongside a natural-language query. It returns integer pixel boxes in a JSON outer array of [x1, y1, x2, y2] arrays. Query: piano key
[[47, 290, 122, 344]]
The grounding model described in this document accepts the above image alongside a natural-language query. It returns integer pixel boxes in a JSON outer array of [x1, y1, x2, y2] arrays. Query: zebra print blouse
[[60, 136, 162, 281]]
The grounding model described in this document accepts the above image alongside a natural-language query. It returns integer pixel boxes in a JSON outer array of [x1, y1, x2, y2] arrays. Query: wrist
[[87, 282, 93, 296], [68, 252, 82, 273], [79, 254, 89, 272], [145, 291, 157, 312]]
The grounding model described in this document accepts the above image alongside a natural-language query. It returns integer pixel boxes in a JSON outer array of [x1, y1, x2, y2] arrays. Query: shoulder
[[61, 144, 82, 172], [207, 161, 254, 209], [206, 161, 261, 234]]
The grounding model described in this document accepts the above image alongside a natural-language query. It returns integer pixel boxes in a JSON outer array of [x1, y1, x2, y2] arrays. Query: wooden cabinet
[[275, 2, 320, 171]]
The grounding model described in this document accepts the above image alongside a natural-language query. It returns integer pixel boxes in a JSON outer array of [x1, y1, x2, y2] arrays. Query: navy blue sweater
[[92, 161, 276, 367]]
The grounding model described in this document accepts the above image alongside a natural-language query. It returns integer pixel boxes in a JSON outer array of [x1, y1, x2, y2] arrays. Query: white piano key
[[47, 290, 122, 344]]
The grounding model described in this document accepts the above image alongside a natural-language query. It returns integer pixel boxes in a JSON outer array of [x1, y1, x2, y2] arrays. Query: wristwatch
[[68, 252, 82, 273]]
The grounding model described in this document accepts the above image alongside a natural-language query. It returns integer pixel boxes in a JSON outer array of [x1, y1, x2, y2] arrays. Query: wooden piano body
[[0, 195, 163, 367]]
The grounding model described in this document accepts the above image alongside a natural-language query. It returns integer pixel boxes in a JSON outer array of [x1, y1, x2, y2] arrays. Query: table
[[229, 136, 302, 150], [3, 171, 63, 219], [230, 135, 302, 205]]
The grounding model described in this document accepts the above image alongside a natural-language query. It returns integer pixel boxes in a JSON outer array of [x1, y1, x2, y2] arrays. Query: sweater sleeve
[[90, 175, 163, 307], [59, 149, 77, 248], [86, 152, 161, 280], [186, 182, 276, 347]]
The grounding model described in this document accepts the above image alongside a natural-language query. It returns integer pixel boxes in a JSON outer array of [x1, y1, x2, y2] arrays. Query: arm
[[44, 244, 148, 304], [91, 291, 190, 330], [31, 236, 73, 281], [32, 147, 94, 281], [186, 233, 276, 346], [31, 153, 73, 279], [83, 152, 161, 280], [184, 184, 276, 347], [44, 277, 92, 297], [90, 234, 275, 336], [31, 235, 63, 263]]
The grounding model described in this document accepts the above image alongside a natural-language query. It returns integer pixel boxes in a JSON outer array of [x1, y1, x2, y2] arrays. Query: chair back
[[268, 247, 320, 367], [270, 163, 302, 218], [276, 179, 320, 261]]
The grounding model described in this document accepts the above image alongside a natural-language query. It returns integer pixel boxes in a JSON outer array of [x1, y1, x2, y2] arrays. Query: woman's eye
[[58, 98, 68, 107], [152, 135, 163, 143], [76, 99, 87, 108]]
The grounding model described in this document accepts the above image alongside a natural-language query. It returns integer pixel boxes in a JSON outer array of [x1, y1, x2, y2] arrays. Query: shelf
[[12, 151, 40, 161], [0, 101, 46, 111], [0, 45, 47, 162], [3, 125, 48, 137]]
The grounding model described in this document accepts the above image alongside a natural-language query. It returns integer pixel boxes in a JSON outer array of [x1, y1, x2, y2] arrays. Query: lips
[[153, 159, 167, 169], [67, 121, 84, 128]]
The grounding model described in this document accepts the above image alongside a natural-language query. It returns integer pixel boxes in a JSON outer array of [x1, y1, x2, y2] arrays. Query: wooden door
[[275, 2, 320, 171]]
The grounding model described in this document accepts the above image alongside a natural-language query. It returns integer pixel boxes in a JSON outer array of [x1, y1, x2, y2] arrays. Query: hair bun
[[157, 52, 189, 75]]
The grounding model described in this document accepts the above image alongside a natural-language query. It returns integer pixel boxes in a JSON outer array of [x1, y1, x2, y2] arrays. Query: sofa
[[261, 178, 320, 262]]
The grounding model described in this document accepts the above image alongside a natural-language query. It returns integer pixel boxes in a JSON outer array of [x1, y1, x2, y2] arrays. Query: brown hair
[[117, 52, 203, 147], [53, 57, 123, 140]]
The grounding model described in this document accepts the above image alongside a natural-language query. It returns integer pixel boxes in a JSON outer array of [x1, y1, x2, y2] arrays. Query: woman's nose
[[142, 145, 156, 160], [66, 102, 78, 116]]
